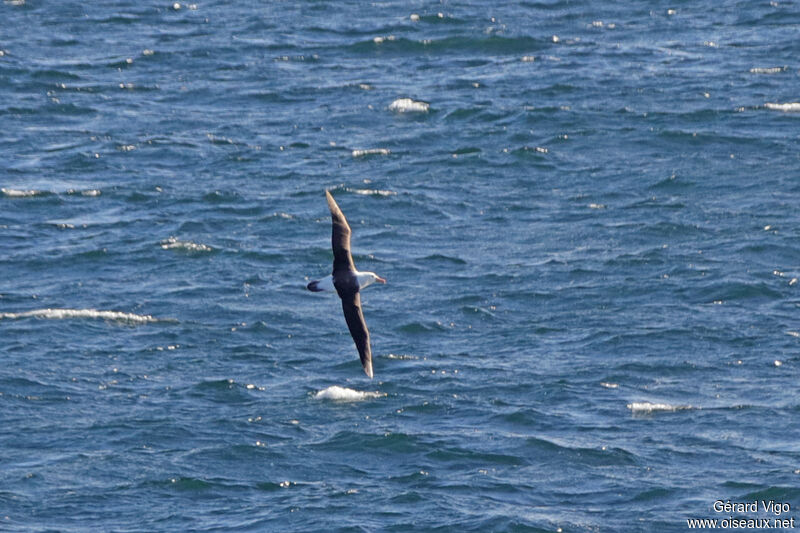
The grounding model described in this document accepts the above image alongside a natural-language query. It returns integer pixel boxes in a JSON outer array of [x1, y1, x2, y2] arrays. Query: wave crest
[[314, 386, 385, 402], [0, 308, 165, 324], [351, 148, 390, 157], [765, 102, 800, 112], [389, 98, 430, 113], [627, 401, 693, 413], [160, 237, 213, 253], [2, 188, 45, 197]]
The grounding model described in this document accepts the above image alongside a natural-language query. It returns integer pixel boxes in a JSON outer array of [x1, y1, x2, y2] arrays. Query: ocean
[[1, 1, 799, 531]]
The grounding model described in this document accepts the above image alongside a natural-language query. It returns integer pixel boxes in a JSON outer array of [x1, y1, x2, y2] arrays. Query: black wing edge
[[340, 292, 374, 378], [326, 190, 355, 273]]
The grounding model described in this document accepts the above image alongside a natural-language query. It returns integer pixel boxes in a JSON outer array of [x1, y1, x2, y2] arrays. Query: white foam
[[0, 308, 162, 324], [389, 98, 430, 113], [386, 353, 418, 360], [2, 188, 42, 197], [765, 102, 800, 112], [314, 386, 384, 402], [349, 188, 396, 196], [160, 237, 213, 253], [351, 148, 390, 157], [627, 401, 691, 413], [3, 188, 101, 198], [750, 66, 785, 74], [65, 188, 102, 197]]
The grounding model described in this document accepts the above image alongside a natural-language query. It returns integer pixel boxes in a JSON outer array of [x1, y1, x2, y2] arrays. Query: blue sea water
[[2, 0, 800, 531]]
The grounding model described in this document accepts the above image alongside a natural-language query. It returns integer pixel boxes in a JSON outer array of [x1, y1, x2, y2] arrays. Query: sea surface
[[1, 1, 799, 531]]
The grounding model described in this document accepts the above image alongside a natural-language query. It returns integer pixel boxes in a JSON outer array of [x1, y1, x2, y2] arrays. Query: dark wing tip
[[327, 189, 354, 273], [326, 189, 340, 215], [326, 190, 345, 223], [325, 189, 347, 223], [341, 293, 373, 379]]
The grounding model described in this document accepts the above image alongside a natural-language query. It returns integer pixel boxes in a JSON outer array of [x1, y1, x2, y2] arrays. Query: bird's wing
[[326, 190, 356, 273], [340, 290, 374, 378]]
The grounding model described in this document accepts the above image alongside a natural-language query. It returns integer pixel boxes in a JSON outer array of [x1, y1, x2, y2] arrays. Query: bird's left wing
[[340, 290, 374, 378], [326, 190, 356, 273]]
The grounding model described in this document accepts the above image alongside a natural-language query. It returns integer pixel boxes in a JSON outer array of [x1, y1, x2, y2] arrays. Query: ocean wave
[[2, 188, 47, 197], [765, 102, 800, 112], [314, 386, 385, 402], [73, 189, 101, 196], [398, 320, 448, 333], [389, 98, 429, 113], [386, 353, 419, 360], [348, 188, 396, 196], [2, 188, 100, 198], [627, 402, 693, 413], [0, 308, 164, 324], [692, 280, 782, 304], [352, 35, 545, 55], [421, 253, 466, 264], [160, 237, 213, 253], [351, 148, 390, 157], [750, 66, 786, 74]]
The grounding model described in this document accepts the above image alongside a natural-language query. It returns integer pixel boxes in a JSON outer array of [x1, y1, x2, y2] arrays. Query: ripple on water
[[160, 237, 214, 254], [397, 321, 449, 334], [185, 379, 259, 404]]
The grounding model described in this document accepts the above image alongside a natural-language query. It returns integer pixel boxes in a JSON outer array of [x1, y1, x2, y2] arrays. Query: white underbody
[[313, 271, 381, 292], [314, 275, 336, 291]]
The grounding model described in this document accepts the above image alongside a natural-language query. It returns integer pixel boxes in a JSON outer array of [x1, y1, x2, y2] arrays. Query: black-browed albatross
[[307, 190, 386, 378]]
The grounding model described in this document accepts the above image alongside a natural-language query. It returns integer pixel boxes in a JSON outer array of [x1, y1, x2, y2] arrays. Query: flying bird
[[307, 191, 386, 378]]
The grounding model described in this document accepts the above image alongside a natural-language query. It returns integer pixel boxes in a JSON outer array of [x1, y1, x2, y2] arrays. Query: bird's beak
[[376, 276, 387, 284]]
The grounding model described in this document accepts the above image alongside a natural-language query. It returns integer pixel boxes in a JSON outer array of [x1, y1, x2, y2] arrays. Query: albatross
[[307, 190, 386, 378]]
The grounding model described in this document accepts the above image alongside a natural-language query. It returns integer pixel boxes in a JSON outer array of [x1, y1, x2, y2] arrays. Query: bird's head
[[369, 272, 386, 283], [357, 271, 387, 289]]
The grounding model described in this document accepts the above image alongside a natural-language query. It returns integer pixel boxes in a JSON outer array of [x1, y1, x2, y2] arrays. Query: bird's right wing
[[326, 190, 356, 273], [340, 291, 374, 378]]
